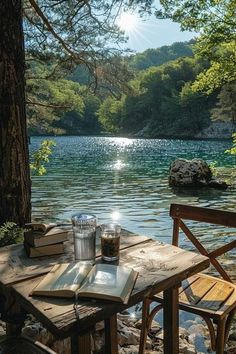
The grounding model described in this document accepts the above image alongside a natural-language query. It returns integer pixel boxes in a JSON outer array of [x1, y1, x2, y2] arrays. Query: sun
[[117, 13, 138, 33]]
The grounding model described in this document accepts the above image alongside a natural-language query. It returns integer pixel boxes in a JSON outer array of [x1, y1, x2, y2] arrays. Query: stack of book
[[24, 223, 69, 258]]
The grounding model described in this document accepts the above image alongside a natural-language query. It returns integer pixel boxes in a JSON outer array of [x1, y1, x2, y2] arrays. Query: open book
[[25, 222, 58, 234], [31, 263, 138, 304]]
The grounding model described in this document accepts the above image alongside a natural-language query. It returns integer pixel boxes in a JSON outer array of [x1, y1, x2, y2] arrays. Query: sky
[[123, 18, 196, 52], [117, 2, 198, 53]]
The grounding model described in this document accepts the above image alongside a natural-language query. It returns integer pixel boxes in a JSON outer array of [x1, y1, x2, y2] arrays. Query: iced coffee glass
[[101, 223, 121, 262]]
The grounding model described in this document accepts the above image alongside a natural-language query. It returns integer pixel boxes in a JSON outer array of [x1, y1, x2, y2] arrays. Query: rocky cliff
[[195, 121, 235, 139]]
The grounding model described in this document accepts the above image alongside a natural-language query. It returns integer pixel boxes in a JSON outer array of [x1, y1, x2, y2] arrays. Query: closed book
[[31, 263, 138, 304], [24, 242, 64, 258], [24, 228, 69, 247]]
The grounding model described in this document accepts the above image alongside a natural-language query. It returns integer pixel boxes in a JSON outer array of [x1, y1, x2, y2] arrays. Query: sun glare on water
[[117, 13, 139, 33]]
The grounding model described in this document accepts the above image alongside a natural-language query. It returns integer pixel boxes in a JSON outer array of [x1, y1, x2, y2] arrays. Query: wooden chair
[[139, 204, 236, 354], [0, 335, 57, 354]]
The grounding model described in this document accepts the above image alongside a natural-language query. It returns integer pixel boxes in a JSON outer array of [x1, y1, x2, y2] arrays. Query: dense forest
[[27, 39, 235, 139]]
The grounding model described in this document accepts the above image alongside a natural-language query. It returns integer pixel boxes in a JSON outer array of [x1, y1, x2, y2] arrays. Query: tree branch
[[28, 0, 86, 64], [26, 98, 70, 109]]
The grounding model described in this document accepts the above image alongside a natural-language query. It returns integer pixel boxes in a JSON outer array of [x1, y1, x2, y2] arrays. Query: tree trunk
[[0, 0, 31, 226]]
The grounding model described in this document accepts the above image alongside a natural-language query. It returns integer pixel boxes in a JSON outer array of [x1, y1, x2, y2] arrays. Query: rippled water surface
[[30, 136, 236, 247]]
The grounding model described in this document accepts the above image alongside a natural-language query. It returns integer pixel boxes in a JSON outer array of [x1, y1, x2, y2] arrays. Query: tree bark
[[0, 0, 31, 226]]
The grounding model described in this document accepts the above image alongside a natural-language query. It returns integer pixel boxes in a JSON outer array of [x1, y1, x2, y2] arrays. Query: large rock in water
[[169, 158, 228, 189]]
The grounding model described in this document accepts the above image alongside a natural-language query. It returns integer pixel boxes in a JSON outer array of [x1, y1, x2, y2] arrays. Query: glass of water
[[71, 213, 97, 265]]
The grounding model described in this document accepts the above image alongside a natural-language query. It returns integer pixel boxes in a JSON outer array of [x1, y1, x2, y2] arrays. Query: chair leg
[[215, 317, 227, 354], [139, 298, 151, 354], [202, 316, 216, 351], [225, 310, 236, 345]]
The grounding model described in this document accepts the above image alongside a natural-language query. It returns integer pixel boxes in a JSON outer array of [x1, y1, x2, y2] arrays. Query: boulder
[[169, 159, 228, 189]]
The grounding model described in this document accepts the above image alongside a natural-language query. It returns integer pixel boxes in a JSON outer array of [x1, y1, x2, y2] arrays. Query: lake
[[30, 136, 236, 248]]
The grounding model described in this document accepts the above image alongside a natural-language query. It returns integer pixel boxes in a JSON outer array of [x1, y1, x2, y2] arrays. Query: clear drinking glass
[[101, 223, 121, 262], [71, 213, 97, 265]]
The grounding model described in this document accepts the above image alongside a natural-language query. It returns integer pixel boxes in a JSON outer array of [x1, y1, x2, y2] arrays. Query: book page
[[78, 264, 137, 303], [25, 222, 57, 233], [45, 227, 69, 236], [32, 262, 93, 294]]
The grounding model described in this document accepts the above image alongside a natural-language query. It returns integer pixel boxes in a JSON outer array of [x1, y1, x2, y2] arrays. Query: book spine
[[24, 231, 68, 247], [24, 242, 64, 258]]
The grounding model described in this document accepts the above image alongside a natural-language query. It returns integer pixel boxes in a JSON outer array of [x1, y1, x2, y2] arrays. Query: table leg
[[5, 297, 25, 336], [163, 285, 179, 354], [104, 314, 118, 354], [71, 332, 91, 354]]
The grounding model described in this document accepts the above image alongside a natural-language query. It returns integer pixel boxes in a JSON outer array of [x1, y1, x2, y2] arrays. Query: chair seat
[[138, 204, 236, 354], [151, 273, 236, 319], [0, 336, 57, 354]]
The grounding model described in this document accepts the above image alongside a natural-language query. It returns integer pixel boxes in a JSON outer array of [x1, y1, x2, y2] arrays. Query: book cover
[[24, 228, 69, 247], [31, 263, 138, 304], [24, 242, 64, 258]]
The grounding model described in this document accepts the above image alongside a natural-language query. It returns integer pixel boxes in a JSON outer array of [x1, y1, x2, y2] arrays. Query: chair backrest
[[170, 203, 236, 283]]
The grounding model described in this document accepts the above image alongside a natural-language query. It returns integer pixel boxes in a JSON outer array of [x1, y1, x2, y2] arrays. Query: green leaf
[[30, 140, 56, 176]]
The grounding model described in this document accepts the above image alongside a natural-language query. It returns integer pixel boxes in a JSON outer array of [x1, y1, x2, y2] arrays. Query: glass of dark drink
[[101, 223, 121, 262]]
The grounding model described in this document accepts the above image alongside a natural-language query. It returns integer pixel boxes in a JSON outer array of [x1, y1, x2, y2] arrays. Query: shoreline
[[28, 134, 232, 142]]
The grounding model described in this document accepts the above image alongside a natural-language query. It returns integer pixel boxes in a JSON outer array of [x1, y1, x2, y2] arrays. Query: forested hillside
[[27, 40, 234, 138], [128, 40, 194, 71]]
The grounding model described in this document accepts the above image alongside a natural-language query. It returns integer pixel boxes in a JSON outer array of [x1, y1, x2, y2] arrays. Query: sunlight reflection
[[112, 137, 134, 147], [114, 159, 126, 170], [130, 312, 136, 319], [111, 211, 121, 221]]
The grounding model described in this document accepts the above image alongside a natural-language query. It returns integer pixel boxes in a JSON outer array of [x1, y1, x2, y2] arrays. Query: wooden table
[[0, 230, 209, 354]]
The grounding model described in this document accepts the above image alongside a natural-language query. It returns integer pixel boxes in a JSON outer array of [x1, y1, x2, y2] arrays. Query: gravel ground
[[1, 308, 236, 353]]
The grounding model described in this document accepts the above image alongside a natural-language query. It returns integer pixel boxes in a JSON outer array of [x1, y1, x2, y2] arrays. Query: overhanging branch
[[27, 98, 70, 109], [28, 0, 86, 64]]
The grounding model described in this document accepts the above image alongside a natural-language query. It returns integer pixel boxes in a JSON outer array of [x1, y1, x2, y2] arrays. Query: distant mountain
[[128, 40, 194, 71], [69, 41, 195, 85]]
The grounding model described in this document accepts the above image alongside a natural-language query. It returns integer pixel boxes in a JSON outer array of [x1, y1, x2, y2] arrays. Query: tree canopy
[[156, 0, 236, 92], [24, 0, 153, 85]]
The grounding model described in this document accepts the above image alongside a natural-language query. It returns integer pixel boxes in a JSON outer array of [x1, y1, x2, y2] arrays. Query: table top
[[0, 231, 210, 339], [0, 229, 148, 288]]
